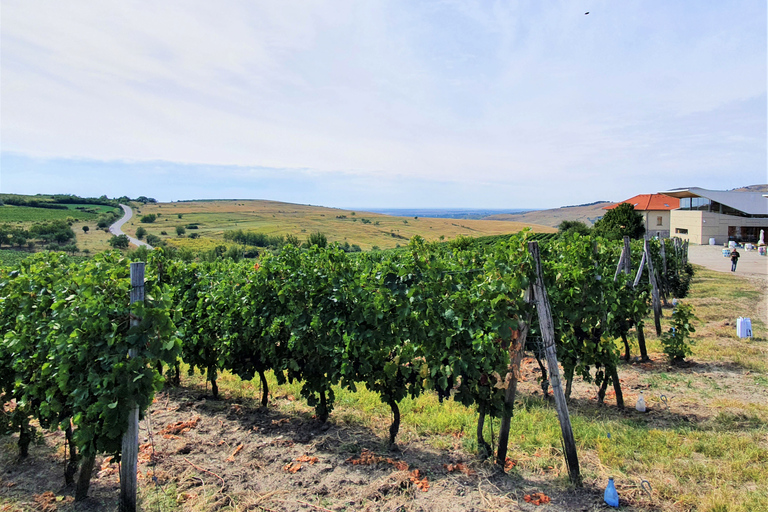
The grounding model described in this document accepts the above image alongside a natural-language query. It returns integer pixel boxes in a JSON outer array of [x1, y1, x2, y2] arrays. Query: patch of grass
[[0, 205, 99, 223], [138, 200, 556, 251]]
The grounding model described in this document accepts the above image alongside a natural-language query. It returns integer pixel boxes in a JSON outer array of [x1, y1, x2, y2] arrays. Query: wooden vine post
[[528, 242, 581, 486], [644, 239, 663, 335], [120, 262, 144, 512], [623, 236, 632, 274]]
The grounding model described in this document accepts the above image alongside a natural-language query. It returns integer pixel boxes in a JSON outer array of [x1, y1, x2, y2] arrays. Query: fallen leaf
[[283, 462, 302, 473], [296, 455, 318, 464], [159, 417, 200, 436], [409, 469, 429, 492], [523, 492, 550, 506], [444, 463, 476, 476], [226, 444, 244, 462]]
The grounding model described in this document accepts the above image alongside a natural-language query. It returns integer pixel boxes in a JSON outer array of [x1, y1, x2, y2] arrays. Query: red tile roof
[[603, 194, 680, 211]]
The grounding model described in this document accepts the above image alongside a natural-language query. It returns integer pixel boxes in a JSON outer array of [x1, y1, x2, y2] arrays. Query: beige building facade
[[662, 188, 768, 245], [641, 210, 672, 239]]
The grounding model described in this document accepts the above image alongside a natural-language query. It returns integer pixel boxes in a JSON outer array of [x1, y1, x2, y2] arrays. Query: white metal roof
[[660, 187, 768, 215]]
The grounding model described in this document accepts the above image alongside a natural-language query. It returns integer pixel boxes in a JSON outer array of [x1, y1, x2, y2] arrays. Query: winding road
[[109, 204, 153, 249]]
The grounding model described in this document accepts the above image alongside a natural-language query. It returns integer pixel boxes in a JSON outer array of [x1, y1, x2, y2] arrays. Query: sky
[[1, 1, 766, 209]]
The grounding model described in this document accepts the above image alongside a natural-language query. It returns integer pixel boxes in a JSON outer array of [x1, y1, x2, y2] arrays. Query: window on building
[[657, 216, 663, 226], [675, 228, 688, 234]]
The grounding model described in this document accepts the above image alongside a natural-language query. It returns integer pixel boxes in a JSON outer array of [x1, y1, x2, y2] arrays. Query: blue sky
[[1, 1, 765, 208]]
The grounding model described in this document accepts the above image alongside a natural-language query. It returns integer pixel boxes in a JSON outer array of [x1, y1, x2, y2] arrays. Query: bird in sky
[[585, 12, 590, 15]]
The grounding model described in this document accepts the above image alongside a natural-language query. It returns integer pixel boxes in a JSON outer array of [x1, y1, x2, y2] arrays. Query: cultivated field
[[122, 199, 556, 252], [2, 265, 765, 511]]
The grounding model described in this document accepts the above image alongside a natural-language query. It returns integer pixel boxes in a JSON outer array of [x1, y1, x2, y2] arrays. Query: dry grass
[[136, 199, 556, 251]]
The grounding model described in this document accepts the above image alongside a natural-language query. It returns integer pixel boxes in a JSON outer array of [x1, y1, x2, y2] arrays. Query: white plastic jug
[[737, 317, 753, 339], [635, 391, 646, 412]]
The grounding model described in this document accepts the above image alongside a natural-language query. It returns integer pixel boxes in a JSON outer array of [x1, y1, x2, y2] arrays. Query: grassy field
[[130, 199, 556, 252], [0, 205, 107, 224]]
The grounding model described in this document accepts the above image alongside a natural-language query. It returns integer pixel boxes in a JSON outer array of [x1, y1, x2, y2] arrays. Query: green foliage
[[660, 303, 699, 363], [145, 234, 162, 247], [108, 234, 130, 249], [557, 220, 592, 237], [223, 229, 285, 248], [593, 202, 645, 240], [140, 214, 157, 223], [175, 226, 186, 236], [307, 231, 328, 248], [135, 226, 147, 239], [0, 251, 179, 465]]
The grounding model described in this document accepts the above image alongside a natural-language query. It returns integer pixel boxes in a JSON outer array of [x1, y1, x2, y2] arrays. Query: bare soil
[[6, 346, 760, 512]]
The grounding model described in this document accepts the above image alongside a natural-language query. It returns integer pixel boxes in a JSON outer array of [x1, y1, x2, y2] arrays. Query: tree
[[108, 235, 130, 249], [135, 226, 147, 240], [82, 226, 89, 235], [558, 220, 592, 237], [593, 203, 645, 240], [145, 234, 162, 247], [140, 214, 157, 223], [176, 226, 186, 237], [307, 231, 327, 248]]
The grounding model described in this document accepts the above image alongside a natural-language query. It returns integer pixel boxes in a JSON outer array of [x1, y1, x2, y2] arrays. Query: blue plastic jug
[[604, 477, 619, 508]]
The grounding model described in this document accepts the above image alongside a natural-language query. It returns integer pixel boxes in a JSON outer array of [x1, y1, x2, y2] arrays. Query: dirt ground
[[5, 346, 762, 512], [1, 372, 610, 512]]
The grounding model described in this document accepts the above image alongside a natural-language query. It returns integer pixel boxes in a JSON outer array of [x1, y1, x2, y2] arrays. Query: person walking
[[730, 248, 740, 271]]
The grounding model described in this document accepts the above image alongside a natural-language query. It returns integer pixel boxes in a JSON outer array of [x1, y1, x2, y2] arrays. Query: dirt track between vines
[[3, 351, 738, 512]]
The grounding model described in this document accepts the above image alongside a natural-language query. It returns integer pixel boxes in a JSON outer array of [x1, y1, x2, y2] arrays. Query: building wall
[[642, 210, 671, 239], [670, 210, 768, 245]]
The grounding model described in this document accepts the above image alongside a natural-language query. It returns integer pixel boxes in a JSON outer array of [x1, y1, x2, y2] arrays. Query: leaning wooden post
[[528, 242, 581, 486], [644, 239, 662, 335], [120, 262, 144, 512], [613, 245, 626, 282], [623, 236, 632, 275]]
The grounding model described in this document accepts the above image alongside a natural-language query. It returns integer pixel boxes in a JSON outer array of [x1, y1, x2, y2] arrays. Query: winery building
[[660, 187, 768, 245], [602, 193, 680, 239]]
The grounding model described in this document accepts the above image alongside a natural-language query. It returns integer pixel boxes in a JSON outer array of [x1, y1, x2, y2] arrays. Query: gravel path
[[687, 243, 767, 277], [109, 204, 153, 249]]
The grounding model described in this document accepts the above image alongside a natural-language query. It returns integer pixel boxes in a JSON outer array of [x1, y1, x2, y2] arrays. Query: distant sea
[[362, 208, 536, 220]]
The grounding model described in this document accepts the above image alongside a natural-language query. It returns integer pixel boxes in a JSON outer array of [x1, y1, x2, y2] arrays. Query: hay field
[[131, 199, 556, 251]]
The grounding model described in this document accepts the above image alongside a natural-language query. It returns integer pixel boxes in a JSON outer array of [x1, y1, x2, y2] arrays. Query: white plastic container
[[709, 237, 716, 245], [737, 317, 753, 339], [635, 392, 646, 412], [729, 241, 737, 249]]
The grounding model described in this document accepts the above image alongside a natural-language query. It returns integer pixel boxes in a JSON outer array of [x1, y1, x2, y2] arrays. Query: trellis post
[[120, 262, 144, 512], [644, 239, 663, 335], [528, 242, 581, 486]]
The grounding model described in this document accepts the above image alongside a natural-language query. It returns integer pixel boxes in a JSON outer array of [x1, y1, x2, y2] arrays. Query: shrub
[[660, 303, 698, 364], [108, 234, 130, 249], [307, 231, 327, 248], [140, 214, 157, 223]]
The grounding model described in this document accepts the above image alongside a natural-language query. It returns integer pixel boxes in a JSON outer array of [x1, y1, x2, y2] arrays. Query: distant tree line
[[0, 220, 77, 254]]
